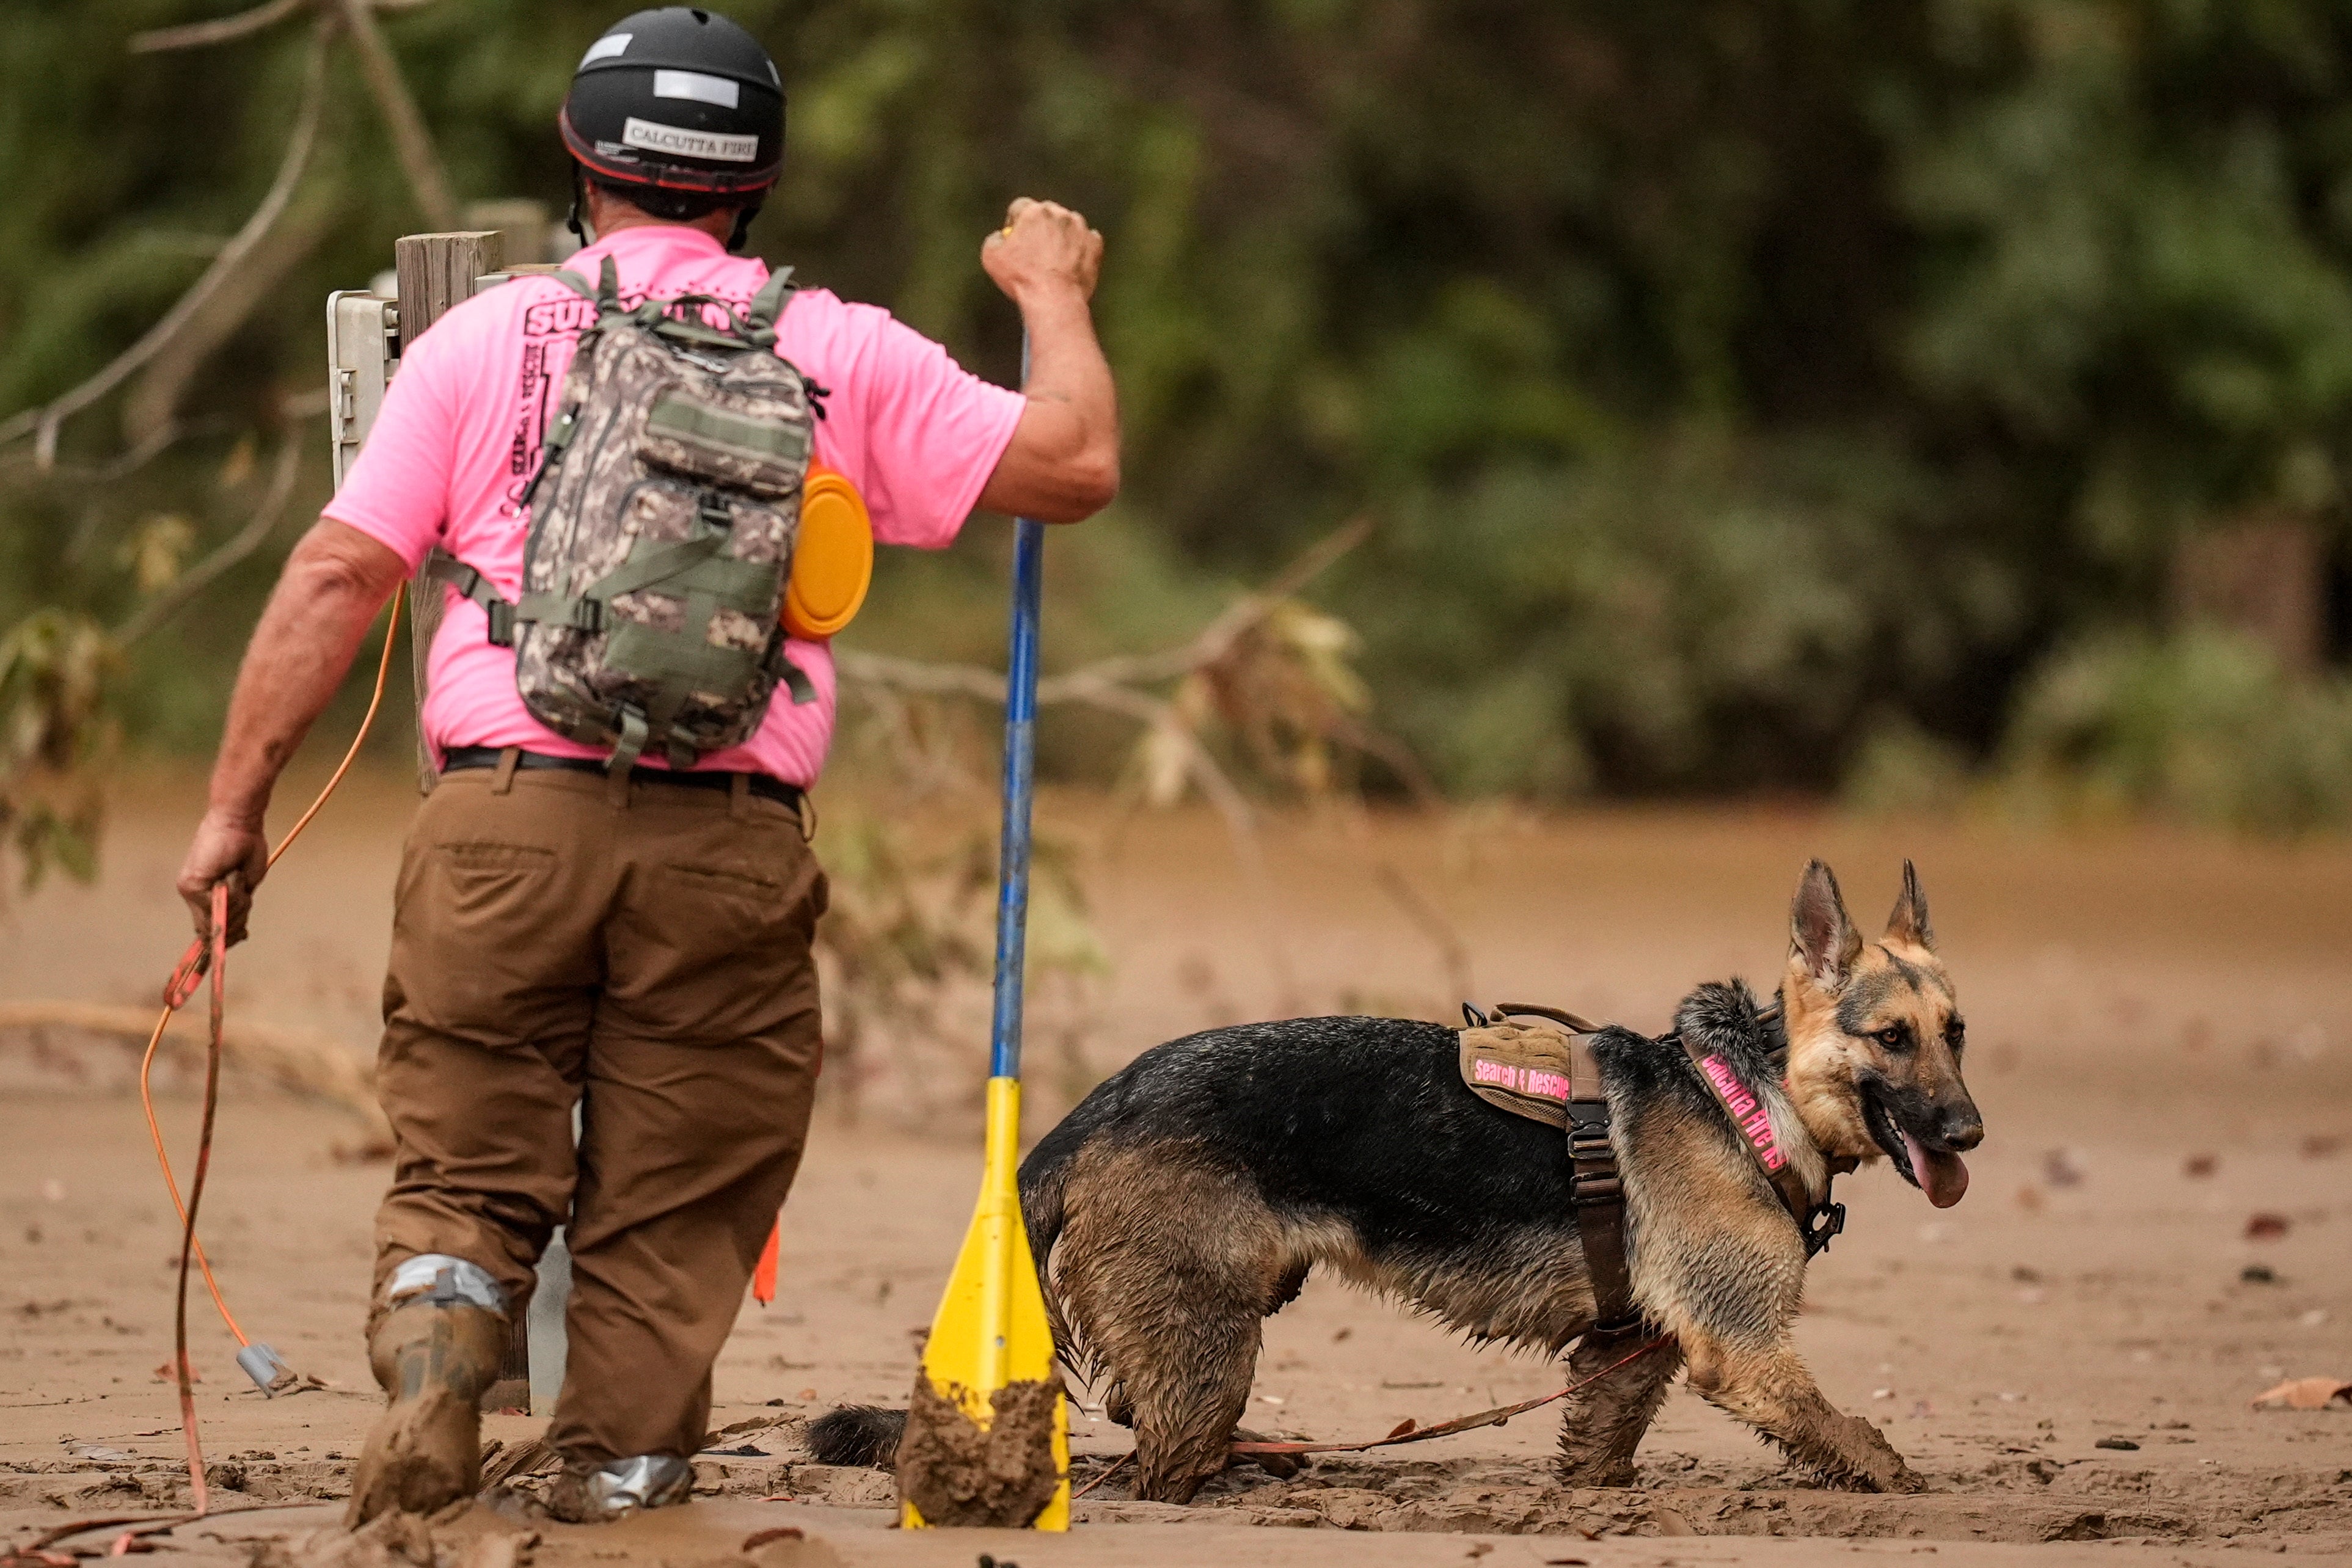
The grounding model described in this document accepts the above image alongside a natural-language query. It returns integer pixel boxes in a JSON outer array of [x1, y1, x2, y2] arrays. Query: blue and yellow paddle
[[898, 441, 1069, 1528]]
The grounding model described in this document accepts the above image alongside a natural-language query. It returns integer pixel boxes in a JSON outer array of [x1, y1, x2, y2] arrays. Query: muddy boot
[[346, 1256, 511, 1528], [544, 1456, 694, 1523]]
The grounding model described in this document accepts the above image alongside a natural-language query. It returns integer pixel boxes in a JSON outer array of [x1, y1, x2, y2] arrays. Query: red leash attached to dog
[[1071, 1335, 1673, 1503], [1227, 1335, 1673, 1457]]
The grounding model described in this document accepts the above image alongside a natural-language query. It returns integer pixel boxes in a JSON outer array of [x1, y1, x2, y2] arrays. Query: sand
[[3, 767, 2349, 1563]]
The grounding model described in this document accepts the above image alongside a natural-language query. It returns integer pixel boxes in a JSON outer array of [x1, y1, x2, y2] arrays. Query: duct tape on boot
[[552, 1455, 694, 1521]]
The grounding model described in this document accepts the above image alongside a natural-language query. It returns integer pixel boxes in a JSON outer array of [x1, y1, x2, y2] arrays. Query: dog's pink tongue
[[1902, 1130, 1969, 1208]]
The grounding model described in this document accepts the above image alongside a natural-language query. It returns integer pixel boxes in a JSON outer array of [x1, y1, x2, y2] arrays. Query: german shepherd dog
[[814, 861, 1981, 1503]]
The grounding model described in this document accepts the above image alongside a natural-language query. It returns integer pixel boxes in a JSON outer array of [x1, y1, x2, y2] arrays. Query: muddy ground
[[3, 766, 2349, 1565]]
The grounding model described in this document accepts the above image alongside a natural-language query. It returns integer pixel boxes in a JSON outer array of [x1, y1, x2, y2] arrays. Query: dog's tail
[[806, 1404, 906, 1470], [1018, 1120, 1089, 1373]]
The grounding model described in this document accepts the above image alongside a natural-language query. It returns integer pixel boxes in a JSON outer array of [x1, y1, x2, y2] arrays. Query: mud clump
[[893, 1377, 1060, 1527]]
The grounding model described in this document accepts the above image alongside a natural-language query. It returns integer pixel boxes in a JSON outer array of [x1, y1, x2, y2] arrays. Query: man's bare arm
[[976, 199, 1120, 524], [175, 518, 409, 943]]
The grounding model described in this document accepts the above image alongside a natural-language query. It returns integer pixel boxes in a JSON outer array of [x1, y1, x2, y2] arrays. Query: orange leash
[[169, 884, 230, 1515], [141, 583, 404, 1504]]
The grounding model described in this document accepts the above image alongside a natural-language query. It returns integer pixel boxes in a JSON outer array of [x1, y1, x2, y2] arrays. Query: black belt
[[440, 746, 805, 813]]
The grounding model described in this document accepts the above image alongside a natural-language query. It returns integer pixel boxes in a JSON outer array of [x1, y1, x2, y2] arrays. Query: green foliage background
[[5, 0, 2352, 818]]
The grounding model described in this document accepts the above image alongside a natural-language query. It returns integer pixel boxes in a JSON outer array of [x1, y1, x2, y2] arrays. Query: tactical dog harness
[[1458, 1000, 1853, 1337]]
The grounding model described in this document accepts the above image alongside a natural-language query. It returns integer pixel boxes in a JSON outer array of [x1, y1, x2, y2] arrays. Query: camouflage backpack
[[431, 255, 817, 773]]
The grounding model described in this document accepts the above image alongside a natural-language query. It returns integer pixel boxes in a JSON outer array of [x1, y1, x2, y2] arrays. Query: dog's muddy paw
[[1554, 1461, 1639, 1489], [1881, 1465, 1930, 1495]]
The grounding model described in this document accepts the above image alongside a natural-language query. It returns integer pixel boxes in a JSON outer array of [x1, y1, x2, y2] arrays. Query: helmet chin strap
[[563, 162, 770, 254], [726, 197, 764, 255], [566, 163, 590, 246]]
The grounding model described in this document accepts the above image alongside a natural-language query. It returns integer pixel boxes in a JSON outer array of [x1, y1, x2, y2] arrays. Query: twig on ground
[[0, 999, 387, 1140], [1070, 1450, 1133, 1501]]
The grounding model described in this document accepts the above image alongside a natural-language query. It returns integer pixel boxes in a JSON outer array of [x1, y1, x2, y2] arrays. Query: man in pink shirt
[[172, 6, 1117, 1527]]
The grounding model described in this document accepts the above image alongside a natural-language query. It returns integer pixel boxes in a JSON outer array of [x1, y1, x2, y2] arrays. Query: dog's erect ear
[[1790, 859, 1863, 991], [1885, 859, 1934, 950]]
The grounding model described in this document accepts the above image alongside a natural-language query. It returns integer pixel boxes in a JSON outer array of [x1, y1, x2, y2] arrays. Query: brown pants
[[370, 758, 826, 1465]]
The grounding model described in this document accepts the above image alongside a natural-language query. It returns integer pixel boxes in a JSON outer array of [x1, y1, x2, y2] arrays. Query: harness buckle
[[1802, 1200, 1847, 1258], [484, 600, 516, 647]]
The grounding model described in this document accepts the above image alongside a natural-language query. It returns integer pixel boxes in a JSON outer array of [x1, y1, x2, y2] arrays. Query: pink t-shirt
[[326, 224, 1025, 786]]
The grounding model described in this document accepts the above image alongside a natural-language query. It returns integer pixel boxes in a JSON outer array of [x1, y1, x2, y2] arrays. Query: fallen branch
[[0, 20, 332, 467], [112, 428, 308, 647], [129, 0, 436, 54], [832, 648, 1284, 957], [1064, 515, 1372, 690], [332, 0, 459, 230], [834, 520, 1397, 1010], [129, 0, 310, 53], [0, 999, 387, 1142]]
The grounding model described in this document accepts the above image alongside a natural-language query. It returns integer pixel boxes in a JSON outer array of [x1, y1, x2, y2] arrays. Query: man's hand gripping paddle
[[897, 379, 1068, 1530]]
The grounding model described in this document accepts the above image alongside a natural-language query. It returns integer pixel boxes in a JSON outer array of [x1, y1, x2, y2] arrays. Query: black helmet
[[560, 7, 785, 198]]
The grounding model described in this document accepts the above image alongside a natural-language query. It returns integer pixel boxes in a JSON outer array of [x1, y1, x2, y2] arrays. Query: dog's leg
[[1052, 1147, 1290, 1503], [1554, 1331, 1684, 1487], [1086, 1275, 1263, 1502], [1682, 1332, 1922, 1492]]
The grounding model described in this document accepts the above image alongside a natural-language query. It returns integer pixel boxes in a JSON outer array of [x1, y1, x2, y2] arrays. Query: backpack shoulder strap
[[549, 268, 597, 305], [744, 265, 797, 340], [547, 257, 623, 312]]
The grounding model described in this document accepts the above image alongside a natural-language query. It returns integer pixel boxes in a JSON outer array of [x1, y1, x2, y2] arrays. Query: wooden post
[[378, 223, 562, 1410], [391, 231, 503, 794]]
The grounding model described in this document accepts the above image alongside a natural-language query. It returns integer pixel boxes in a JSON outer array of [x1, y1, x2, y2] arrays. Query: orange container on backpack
[[783, 462, 874, 640]]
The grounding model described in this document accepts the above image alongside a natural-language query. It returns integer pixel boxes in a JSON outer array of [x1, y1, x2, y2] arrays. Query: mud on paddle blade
[[897, 498, 1068, 1529]]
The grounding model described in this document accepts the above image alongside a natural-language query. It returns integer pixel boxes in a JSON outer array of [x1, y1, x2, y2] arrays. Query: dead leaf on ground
[[152, 1358, 199, 1384], [2251, 1376, 2352, 1410], [719, 1414, 788, 1435], [2246, 1212, 2290, 1240], [1385, 1418, 1417, 1439]]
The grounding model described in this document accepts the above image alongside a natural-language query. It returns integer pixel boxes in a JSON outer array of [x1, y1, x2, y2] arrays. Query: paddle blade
[[899, 1078, 1068, 1530]]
